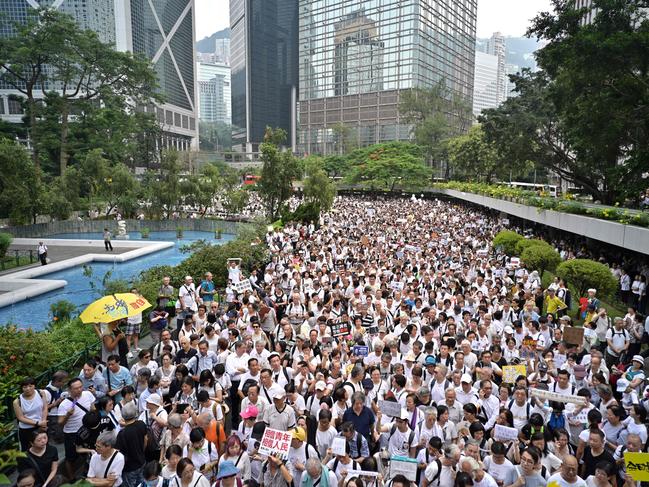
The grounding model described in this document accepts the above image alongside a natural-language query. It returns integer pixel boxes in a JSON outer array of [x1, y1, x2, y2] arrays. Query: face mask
[[145, 479, 159, 487]]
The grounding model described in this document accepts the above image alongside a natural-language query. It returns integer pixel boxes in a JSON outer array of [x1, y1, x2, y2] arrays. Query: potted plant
[[215, 227, 222, 239], [141, 227, 150, 239], [176, 226, 184, 239]]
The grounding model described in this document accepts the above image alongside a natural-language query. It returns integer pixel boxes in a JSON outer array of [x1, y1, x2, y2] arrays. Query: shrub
[[0, 233, 12, 260], [492, 230, 524, 256], [556, 259, 618, 299], [49, 300, 77, 323], [521, 244, 562, 277], [283, 202, 321, 225], [515, 238, 553, 255]]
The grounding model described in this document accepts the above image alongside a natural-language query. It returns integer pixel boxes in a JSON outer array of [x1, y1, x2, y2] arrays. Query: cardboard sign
[[624, 452, 649, 481], [530, 388, 588, 405], [353, 345, 369, 357], [346, 470, 379, 479], [330, 322, 350, 337], [522, 338, 537, 348], [389, 456, 418, 481], [494, 424, 519, 441], [378, 400, 403, 419], [510, 257, 520, 268], [390, 281, 404, 291], [234, 279, 252, 294], [502, 365, 527, 384], [361, 236, 370, 247], [258, 428, 292, 460], [331, 436, 347, 456], [563, 326, 585, 346]]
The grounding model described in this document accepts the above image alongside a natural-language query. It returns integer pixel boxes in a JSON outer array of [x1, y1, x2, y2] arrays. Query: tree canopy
[[480, 0, 649, 204]]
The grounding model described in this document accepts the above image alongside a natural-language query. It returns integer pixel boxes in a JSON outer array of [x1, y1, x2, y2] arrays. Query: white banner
[[494, 424, 519, 441], [378, 400, 403, 418], [530, 388, 588, 405]]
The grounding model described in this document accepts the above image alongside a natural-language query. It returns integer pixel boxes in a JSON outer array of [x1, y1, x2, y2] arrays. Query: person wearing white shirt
[[87, 431, 125, 487], [178, 276, 199, 315], [225, 341, 250, 428]]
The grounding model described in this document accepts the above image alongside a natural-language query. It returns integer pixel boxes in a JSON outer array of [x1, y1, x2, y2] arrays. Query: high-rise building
[[198, 62, 231, 124], [484, 32, 507, 105], [472, 51, 499, 118], [0, 0, 199, 151], [214, 38, 231, 65], [298, 0, 477, 155], [230, 0, 299, 152]]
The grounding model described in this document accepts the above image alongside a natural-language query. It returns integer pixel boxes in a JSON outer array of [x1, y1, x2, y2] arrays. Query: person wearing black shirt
[[16, 431, 59, 487], [115, 402, 148, 487], [580, 429, 615, 479]]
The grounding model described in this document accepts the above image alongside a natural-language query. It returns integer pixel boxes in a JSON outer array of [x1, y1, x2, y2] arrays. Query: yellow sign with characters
[[502, 365, 527, 384], [625, 452, 649, 481]]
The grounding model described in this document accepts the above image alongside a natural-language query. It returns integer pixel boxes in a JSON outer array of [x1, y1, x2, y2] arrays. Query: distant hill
[[196, 28, 231, 53], [476, 36, 542, 70]]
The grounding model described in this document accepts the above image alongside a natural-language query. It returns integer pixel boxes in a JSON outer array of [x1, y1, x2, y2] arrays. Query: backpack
[[388, 424, 415, 451], [548, 412, 565, 432], [427, 458, 443, 487], [506, 399, 531, 421], [144, 410, 164, 452]]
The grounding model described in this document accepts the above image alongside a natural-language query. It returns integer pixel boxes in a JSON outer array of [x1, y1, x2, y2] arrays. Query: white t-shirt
[[88, 450, 125, 486], [386, 423, 418, 457], [546, 472, 588, 487], [178, 283, 198, 312], [316, 426, 338, 458], [58, 391, 96, 434], [605, 328, 629, 357], [483, 456, 515, 485]]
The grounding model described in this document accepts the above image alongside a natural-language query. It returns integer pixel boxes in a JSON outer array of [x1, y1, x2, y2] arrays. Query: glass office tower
[[230, 0, 299, 152], [298, 0, 477, 154]]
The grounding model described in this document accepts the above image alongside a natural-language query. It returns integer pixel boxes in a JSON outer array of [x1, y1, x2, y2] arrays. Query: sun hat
[[145, 393, 163, 407], [240, 404, 258, 419], [291, 426, 306, 442], [216, 461, 240, 480], [632, 355, 645, 365]]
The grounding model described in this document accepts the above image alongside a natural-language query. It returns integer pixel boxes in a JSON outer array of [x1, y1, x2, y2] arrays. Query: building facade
[[0, 0, 199, 151], [472, 51, 499, 118], [197, 61, 231, 124], [230, 0, 299, 152], [298, 0, 477, 155], [483, 32, 507, 105]]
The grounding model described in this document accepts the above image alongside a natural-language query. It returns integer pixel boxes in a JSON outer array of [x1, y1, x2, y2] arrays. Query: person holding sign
[[262, 453, 294, 487], [287, 427, 319, 487], [375, 408, 418, 458]]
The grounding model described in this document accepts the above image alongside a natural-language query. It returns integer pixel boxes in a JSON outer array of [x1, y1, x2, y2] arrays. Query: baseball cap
[[315, 381, 327, 391], [362, 378, 374, 390], [617, 378, 630, 392], [573, 365, 586, 380], [460, 373, 472, 384], [425, 355, 436, 366], [291, 426, 306, 442], [504, 326, 514, 334], [270, 386, 286, 400], [404, 351, 416, 362], [538, 363, 548, 372], [241, 404, 259, 419], [398, 409, 409, 420]]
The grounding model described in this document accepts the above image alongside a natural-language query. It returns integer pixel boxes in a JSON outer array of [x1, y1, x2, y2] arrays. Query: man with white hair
[[423, 443, 460, 487], [87, 431, 125, 486], [177, 275, 199, 320], [301, 458, 337, 487], [461, 456, 498, 487], [115, 402, 147, 487]]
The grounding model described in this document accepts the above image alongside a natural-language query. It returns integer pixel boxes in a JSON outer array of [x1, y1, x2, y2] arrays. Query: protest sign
[[330, 322, 350, 337], [563, 326, 585, 346], [522, 338, 537, 348], [530, 388, 588, 405], [353, 345, 369, 357], [347, 470, 379, 478], [624, 452, 649, 481], [390, 281, 404, 291], [331, 437, 347, 456], [378, 400, 402, 419], [510, 257, 520, 268], [389, 456, 418, 481], [494, 425, 519, 441], [477, 249, 488, 257], [502, 365, 527, 384], [258, 428, 292, 460], [361, 236, 370, 247], [234, 279, 252, 294]]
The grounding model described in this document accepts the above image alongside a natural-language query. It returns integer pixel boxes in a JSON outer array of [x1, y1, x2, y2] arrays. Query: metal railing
[[0, 249, 38, 270]]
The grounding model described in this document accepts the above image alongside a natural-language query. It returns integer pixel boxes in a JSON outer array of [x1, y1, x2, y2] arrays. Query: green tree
[[0, 9, 77, 172], [0, 138, 47, 224], [556, 259, 618, 299], [0, 233, 12, 260], [223, 189, 250, 215], [492, 230, 524, 256], [345, 143, 430, 191], [79, 149, 110, 214], [399, 81, 472, 174], [257, 127, 301, 220], [199, 121, 233, 151], [330, 122, 358, 155], [142, 150, 185, 219], [521, 243, 562, 277], [303, 158, 336, 212], [101, 163, 140, 217]]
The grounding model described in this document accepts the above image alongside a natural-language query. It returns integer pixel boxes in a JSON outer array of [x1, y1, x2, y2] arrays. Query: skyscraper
[[198, 62, 231, 124], [472, 51, 499, 118], [230, 0, 299, 152], [484, 32, 507, 105], [0, 0, 199, 150], [298, 0, 477, 155]]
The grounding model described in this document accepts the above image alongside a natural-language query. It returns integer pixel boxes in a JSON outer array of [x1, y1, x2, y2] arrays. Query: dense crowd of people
[[12, 195, 649, 487]]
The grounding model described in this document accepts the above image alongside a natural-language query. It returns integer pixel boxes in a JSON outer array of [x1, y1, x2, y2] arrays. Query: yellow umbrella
[[80, 293, 152, 324]]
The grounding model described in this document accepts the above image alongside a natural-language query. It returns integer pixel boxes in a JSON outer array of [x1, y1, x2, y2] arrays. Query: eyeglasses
[[252, 325, 260, 329]]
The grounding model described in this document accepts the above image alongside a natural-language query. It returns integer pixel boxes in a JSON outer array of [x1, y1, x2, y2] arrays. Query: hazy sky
[[194, 0, 555, 41]]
